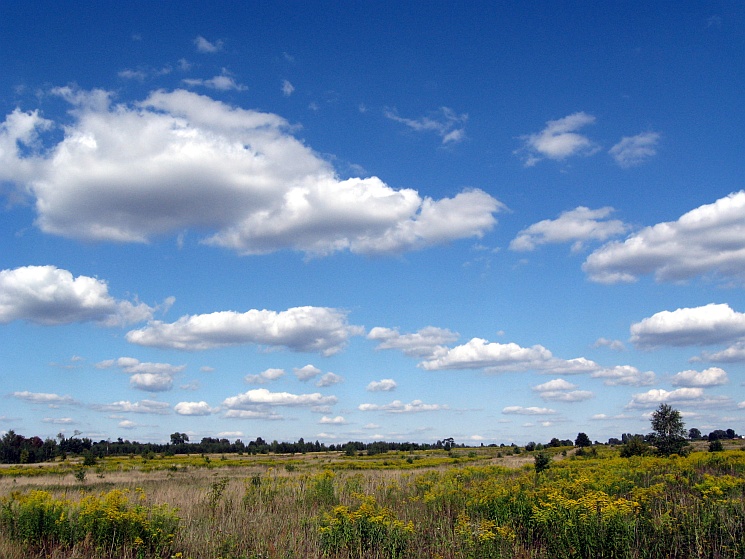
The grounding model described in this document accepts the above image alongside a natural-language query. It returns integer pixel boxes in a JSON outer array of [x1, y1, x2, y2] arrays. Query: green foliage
[[620, 436, 651, 458], [534, 451, 551, 474], [319, 494, 413, 558], [649, 403, 689, 456], [575, 432, 592, 448], [709, 439, 724, 452], [307, 470, 337, 507], [0, 488, 179, 556]]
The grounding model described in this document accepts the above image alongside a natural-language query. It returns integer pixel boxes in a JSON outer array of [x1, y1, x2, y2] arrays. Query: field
[[1, 442, 744, 559]]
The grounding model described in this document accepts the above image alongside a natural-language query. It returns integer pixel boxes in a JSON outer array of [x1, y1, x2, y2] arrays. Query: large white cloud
[[174, 401, 214, 416], [4, 89, 502, 256], [126, 306, 363, 355], [516, 112, 599, 166], [0, 265, 156, 326], [96, 357, 185, 392], [419, 337, 553, 371], [531, 378, 593, 402], [626, 387, 730, 409], [12, 391, 75, 406], [222, 388, 337, 410], [584, 191, 745, 283], [630, 303, 745, 348], [671, 367, 728, 387], [367, 326, 459, 358], [509, 206, 628, 252]]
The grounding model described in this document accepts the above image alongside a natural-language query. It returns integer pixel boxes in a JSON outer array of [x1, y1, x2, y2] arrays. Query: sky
[[1, 1, 744, 446]]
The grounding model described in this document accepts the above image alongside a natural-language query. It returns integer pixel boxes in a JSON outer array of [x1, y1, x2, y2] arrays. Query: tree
[[649, 403, 689, 456], [534, 451, 551, 474], [619, 435, 650, 458], [688, 428, 702, 440], [575, 432, 591, 448], [170, 432, 189, 445]]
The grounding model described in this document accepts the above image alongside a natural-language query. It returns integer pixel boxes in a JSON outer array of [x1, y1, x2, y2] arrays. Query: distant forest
[[0, 428, 739, 465]]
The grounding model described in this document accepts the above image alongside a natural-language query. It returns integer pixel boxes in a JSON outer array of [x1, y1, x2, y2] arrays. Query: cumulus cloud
[[126, 306, 363, 355], [42, 417, 75, 424], [701, 343, 745, 363], [92, 400, 170, 415], [194, 36, 223, 53], [516, 112, 599, 166], [0, 266, 157, 326], [584, 191, 745, 283], [12, 391, 75, 406], [502, 406, 557, 415], [222, 388, 337, 411], [671, 367, 728, 387], [367, 326, 459, 358], [224, 410, 283, 420], [366, 378, 397, 392], [609, 132, 660, 168], [630, 303, 745, 348], [3, 89, 502, 257], [245, 368, 285, 385], [174, 401, 213, 416], [626, 387, 730, 409], [509, 207, 628, 252], [532, 378, 593, 402], [119, 420, 136, 429], [419, 338, 552, 371], [384, 106, 468, 144], [316, 372, 344, 387], [591, 365, 655, 386], [294, 364, 322, 381], [319, 415, 347, 424], [358, 399, 448, 413], [96, 357, 185, 392]]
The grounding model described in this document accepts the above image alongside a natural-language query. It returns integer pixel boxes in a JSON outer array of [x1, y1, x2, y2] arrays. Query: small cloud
[[384, 106, 468, 145], [316, 372, 344, 387], [593, 338, 626, 351], [358, 399, 448, 414], [609, 132, 660, 168], [294, 364, 322, 381], [319, 415, 347, 425], [282, 80, 295, 97], [174, 401, 213, 416], [366, 378, 397, 392], [502, 406, 557, 415], [245, 368, 286, 385], [671, 367, 728, 387], [119, 420, 136, 429], [516, 112, 598, 166], [183, 69, 247, 91], [194, 36, 224, 53]]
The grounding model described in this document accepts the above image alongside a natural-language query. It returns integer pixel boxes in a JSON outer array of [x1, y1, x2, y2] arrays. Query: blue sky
[[1, 1, 744, 445]]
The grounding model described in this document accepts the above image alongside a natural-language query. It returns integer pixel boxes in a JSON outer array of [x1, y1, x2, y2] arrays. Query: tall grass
[[0, 446, 744, 558]]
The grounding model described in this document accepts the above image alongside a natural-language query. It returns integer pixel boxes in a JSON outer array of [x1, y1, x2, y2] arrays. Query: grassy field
[[1, 441, 744, 558]]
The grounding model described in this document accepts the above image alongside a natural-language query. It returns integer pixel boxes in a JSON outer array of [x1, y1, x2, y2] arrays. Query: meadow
[[1, 441, 744, 559]]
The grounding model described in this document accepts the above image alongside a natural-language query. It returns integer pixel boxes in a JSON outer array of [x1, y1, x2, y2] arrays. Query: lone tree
[[575, 432, 592, 448], [649, 403, 689, 456]]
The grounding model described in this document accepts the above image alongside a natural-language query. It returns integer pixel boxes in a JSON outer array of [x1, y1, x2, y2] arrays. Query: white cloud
[[593, 337, 626, 351], [418, 337, 553, 372], [42, 417, 75, 424], [366, 378, 397, 392], [224, 410, 283, 420], [93, 400, 170, 415], [591, 365, 656, 386], [367, 326, 459, 358], [502, 406, 557, 415], [532, 378, 593, 402], [12, 391, 75, 406], [119, 420, 136, 429], [96, 357, 185, 392], [126, 306, 363, 355], [630, 303, 745, 348], [516, 112, 599, 166], [609, 132, 660, 168], [0, 266, 156, 326], [282, 80, 295, 97], [245, 368, 286, 385], [384, 106, 468, 145], [294, 364, 322, 381], [701, 343, 745, 363], [627, 387, 730, 409], [183, 69, 247, 91], [584, 191, 745, 283], [174, 401, 213, 416], [4, 89, 502, 257], [222, 388, 337, 410], [671, 367, 728, 387], [358, 399, 448, 413], [0, 108, 53, 187], [316, 372, 344, 387], [194, 36, 223, 53], [509, 207, 628, 252], [319, 415, 347, 424]]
